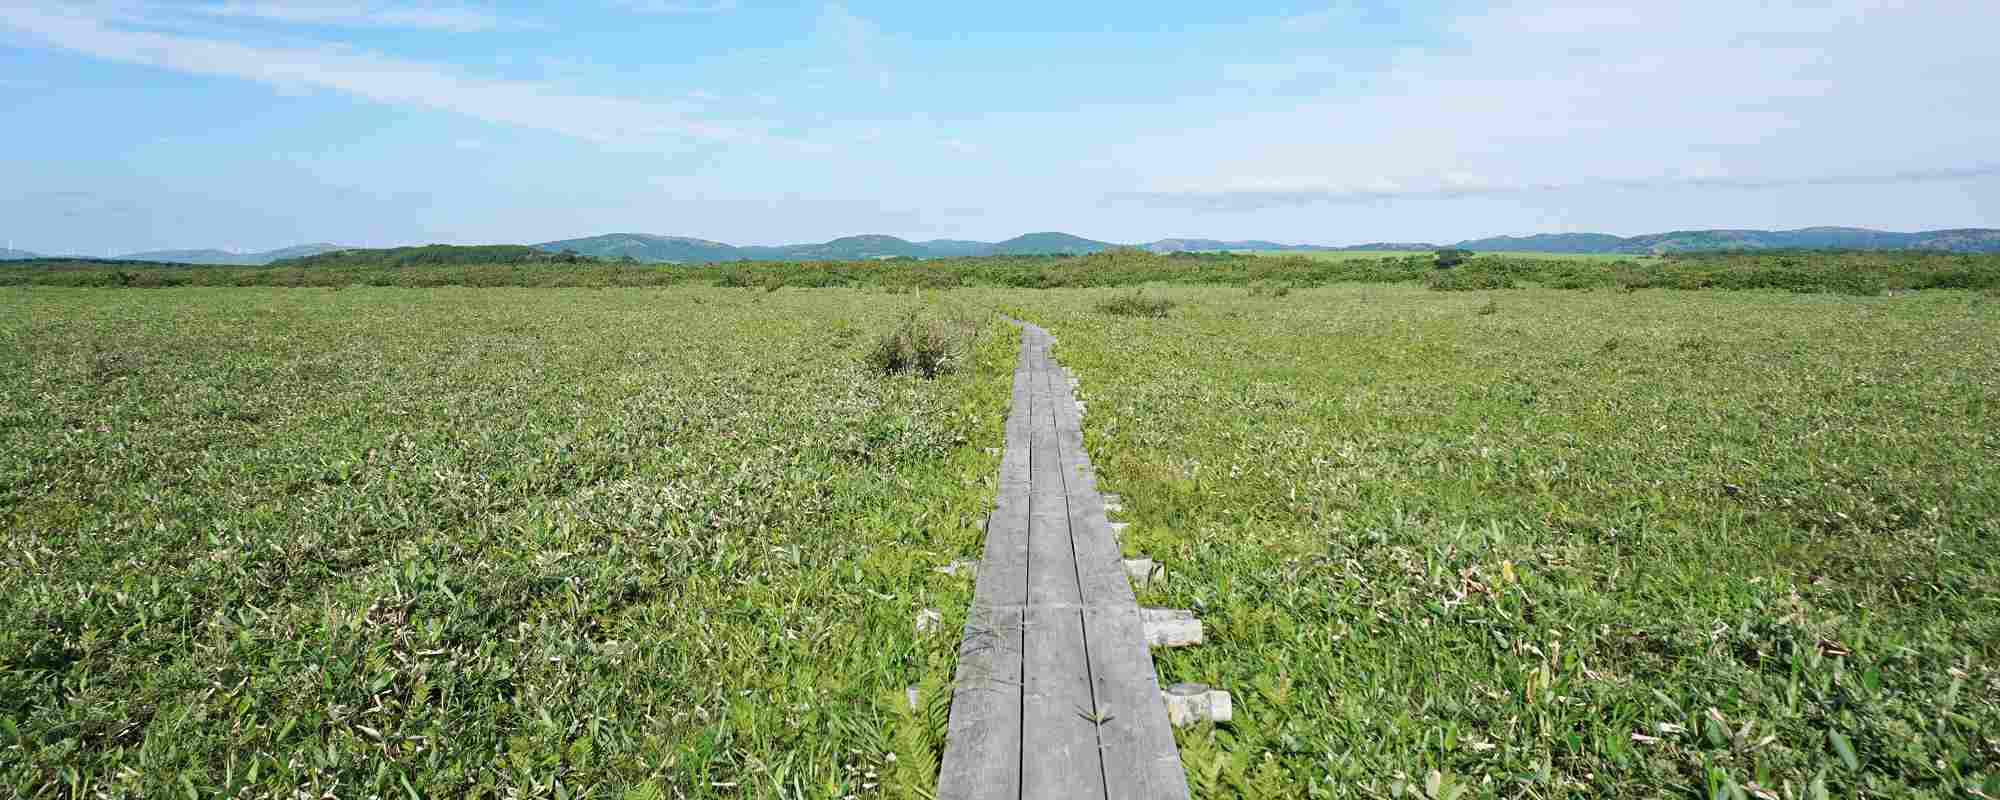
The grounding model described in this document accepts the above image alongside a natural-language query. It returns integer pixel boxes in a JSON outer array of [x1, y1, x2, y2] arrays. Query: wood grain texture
[[939, 329, 1034, 800], [1020, 333, 1104, 800], [1043, 326, 1190, 800], [939, 320, 1187, 800]]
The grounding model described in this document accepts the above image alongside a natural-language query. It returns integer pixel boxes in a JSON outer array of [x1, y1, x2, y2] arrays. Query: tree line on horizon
[[6, 246, 1998, 296]]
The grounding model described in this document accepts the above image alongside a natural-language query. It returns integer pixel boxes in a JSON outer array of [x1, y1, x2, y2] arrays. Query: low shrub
[[865, 313, 977, 378], [1096, 291, 1175, 317]]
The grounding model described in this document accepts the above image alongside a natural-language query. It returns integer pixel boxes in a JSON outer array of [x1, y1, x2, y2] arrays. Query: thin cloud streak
[[1137, 2, 2000, 218], [608, 0, 740, 13], [189, 2, 546, 32], [819, 2, 889, 87], [1277, 6, 1347, 34], [1132, 165, 2000, 211], [1, 4, 750, 145]]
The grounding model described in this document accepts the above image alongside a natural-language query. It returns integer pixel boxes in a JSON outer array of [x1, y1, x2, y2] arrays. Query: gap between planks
[[937, 319, 1188, 800]]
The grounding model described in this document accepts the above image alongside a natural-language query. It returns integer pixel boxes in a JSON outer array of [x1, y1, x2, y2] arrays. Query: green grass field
[[998, 285, 1999, 798], [1, 287, 1012, 797], [1237, 250, 1654, 262], [5, 282, 1998, 798]]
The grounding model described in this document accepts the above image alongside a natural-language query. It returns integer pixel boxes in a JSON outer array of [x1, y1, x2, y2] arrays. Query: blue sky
[[3, 0, 1998, 253]]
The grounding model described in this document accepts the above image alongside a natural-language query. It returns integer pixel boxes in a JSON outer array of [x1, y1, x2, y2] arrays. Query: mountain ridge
[[537, 227, 2000, 262], [111, 244, 349, 265], [1459, 228, 2000, 254], [14, 227, 1999, 266]]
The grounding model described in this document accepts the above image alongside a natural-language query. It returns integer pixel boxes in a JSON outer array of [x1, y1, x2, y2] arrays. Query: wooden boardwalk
[[938, 321, 1189, 800]]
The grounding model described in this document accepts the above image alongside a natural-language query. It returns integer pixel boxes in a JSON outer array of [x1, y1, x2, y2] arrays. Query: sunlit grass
[[7, 281, 1996, 798], [1236, 250, 1655, 262], [993, 285, 2000, 799], [1, 287, 1014, 798]]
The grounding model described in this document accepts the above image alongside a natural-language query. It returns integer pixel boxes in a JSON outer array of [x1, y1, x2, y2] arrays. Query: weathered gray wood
[[1020, 337, 1105, 800], [940, 320, 1188, 800], [939, 331, 1034, 800], [1122, 557, 1163, 587], [1139, 608, 1204, 648], [939, 603, 1024, 799], [1163, 683, 1234, 726], [1041, 327, 1190, 800]]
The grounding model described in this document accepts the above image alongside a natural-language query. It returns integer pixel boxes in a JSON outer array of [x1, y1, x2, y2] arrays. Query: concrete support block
[[1122, 557, 1163, 587], [1140, 607, 1203, 648], [916, 608, 943, 635], [1108, 521, 1130, 537], [933, 560, 978, 578], [1163, 683, 1233, 726]]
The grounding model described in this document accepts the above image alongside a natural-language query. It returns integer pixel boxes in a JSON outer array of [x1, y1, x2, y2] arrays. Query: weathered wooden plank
[[1020, 338, 1106, 800], [1042, 333, 1190, 800], [937, 603, 1025, 800], [938, 330, 1035, 800], [942, 321, 1187, 800], [1081, 603, 1189, 799]]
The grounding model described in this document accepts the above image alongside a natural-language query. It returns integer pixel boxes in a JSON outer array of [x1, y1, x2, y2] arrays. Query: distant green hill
[[118, 243, 347, 265], [1143, 238, 1315, 253], [1461, 227, 2000, 254], [535, 233, 743, 263], [528, 227, 2000, 262], [1331, 242, 1439, 252], [1452, 233, 1630, 253], [917, 239, 999, 257], [42, 226, 1995, 270], [275, 244, 589, 267], [990, 232, 1116, 255], [532, 231, 1120, 261], [744, 234, 932, 261]]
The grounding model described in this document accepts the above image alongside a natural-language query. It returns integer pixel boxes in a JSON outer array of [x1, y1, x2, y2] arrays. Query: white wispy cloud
[[187, 2, 544, 32], [1132, 0, 2000, 211], [820, 1, 887, 85], [1135, 166, 2000, 211], [0, 4, 750, 145], [1277, 6, 1347, 34], [821, 3, 872, 62], [608, 0, 739, 13]]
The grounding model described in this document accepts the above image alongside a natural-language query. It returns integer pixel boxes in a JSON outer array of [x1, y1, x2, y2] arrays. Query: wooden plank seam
[[938, 320, 1188, 800]]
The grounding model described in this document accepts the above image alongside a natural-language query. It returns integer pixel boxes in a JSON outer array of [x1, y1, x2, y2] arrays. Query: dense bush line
[[6, 248, 1998, 294], [1095, 290, 1177, 317]]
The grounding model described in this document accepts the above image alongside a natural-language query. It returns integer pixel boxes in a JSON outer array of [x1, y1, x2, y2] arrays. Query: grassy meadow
[[4, 265, 1999, 798], [8, 248, 1994, 295], [1238, 250, 1653, 263], [996, 285, 2000, 798], [1, 287, 1013, 797]]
